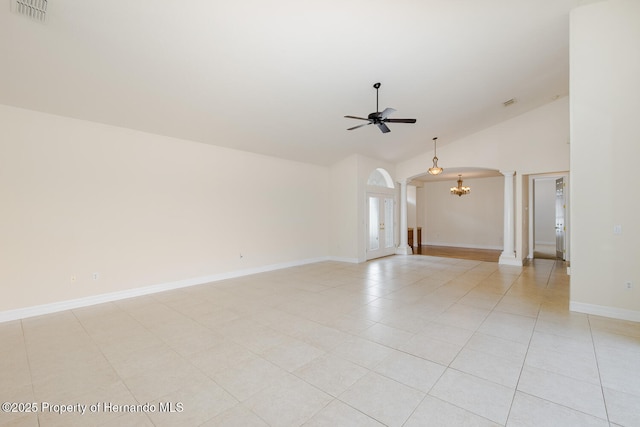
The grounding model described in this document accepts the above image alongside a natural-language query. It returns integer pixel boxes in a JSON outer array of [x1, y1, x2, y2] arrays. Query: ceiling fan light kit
[[344, 82, 417, 133]]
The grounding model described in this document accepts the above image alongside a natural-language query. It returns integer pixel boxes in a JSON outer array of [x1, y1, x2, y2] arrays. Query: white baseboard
[[327, 256, 360, 264], [499, 254, 524, 267], [0, 256, 331, 323], [570, 301, 640, 323]]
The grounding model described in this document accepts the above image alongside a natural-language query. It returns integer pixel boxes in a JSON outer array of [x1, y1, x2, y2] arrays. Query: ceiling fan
[[344, 82, 417, 133]]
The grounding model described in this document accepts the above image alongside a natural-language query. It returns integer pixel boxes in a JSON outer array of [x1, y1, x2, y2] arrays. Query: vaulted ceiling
[[0, 0, 600, 166]]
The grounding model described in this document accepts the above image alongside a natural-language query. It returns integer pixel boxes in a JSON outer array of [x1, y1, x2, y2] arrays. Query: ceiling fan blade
[[380, 107, 397, 119], [345, 84, 413, 133], [377, 123, 391, 133], [384, 118, 417, 123], [347, 123, 372, 131], [344, 115, 370, 121]]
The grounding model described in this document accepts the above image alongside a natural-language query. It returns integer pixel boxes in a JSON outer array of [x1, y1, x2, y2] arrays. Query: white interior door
[[367, 195, 395, 260], [555, 177, 566, 260]]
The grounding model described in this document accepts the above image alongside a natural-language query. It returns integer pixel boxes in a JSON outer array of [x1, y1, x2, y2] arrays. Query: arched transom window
[[367, 168, 394, 188]]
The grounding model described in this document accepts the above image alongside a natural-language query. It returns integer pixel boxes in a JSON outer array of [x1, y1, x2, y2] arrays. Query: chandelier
[[428, 137, 443, 175], [451, 175, 470, 196]]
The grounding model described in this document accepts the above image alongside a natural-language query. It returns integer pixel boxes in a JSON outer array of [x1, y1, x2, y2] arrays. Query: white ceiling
[[0, 0, 600, 166]]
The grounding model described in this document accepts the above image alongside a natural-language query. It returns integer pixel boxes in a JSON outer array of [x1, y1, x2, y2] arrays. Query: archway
[[409, 167, 505, 262]]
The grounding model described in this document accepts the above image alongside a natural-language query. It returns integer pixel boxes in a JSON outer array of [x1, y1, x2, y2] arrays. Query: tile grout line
[[586, 314, 611, 425], [500, 262, 540, 426], [68, 306, 159, 426], [19, 319, 38, 425]]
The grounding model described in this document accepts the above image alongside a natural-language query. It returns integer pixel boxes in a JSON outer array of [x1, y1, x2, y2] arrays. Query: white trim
[[528, 174, 534, 259], [395, 246, 413, 255], [499, 254, 524, 266], [327, 256, 360, 264], [0, 257, 330, 323], [570, 301, 640, 323], [528, 172, 570, 263], [366, 192, 398, 261]]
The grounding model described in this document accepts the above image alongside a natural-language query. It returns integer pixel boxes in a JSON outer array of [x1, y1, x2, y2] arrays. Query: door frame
[[555, 177, 566, 260], [528, 173, 570, 261], [366, 191, 397, 261]]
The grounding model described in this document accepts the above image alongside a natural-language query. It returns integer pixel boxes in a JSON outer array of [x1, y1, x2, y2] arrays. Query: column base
[[395, 245, 413, 255], [499, 252, 522, 266]]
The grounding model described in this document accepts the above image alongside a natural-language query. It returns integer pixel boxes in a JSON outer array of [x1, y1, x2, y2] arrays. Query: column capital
[[500, 170, 515, 177]]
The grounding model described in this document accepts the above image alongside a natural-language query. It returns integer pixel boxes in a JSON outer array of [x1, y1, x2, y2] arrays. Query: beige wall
[[329, 155, 359, 262], [570, 0, 640, 320], [0, 105, 330, 313], [421, 176, 504, 249], [407, 185, 417, 230]]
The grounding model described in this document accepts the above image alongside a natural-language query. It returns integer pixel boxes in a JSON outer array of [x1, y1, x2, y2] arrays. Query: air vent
[[502, 98, 517, 107], [12, 0, 48, 22]]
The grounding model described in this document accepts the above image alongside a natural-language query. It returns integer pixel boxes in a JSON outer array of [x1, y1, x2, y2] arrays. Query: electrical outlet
[[239, 253, 243, 259], [625, 281, 633, 290], [71, 275, 77, 283], [92, 272, 100, 280]]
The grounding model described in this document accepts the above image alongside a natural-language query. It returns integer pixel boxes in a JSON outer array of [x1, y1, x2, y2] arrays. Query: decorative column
[[396, 179, 412, 255], [499, 170, 520, 265]]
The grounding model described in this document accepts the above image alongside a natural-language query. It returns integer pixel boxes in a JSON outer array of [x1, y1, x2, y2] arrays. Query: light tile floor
[[1, 256, 639, 426]]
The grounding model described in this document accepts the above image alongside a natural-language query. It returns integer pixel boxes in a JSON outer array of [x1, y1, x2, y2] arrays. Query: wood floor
[[413, 245, 563, 263], [413, 245, 501, 262]]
